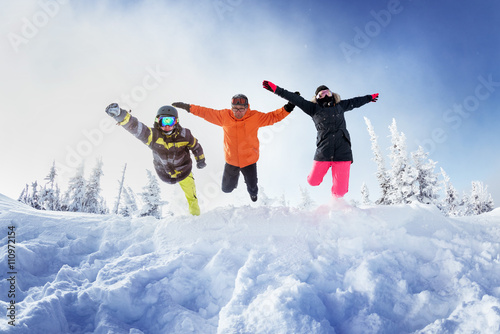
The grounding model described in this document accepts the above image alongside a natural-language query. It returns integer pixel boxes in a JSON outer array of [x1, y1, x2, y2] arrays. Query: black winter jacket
[[119, 113, 205, 184], [275, 87, 372, 162]]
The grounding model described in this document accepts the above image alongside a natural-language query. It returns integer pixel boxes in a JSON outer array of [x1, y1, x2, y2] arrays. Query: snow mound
[[1, 194, 500, 333]]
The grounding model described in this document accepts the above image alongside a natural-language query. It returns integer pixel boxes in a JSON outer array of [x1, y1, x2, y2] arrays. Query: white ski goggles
[[316, 89, 333, 100]]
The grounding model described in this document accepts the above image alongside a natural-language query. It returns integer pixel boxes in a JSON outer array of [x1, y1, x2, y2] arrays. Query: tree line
[[362, 118, 494, 216], [18, 159, 165, 219]]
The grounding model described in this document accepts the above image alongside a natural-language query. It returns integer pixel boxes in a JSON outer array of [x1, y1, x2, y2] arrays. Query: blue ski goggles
[[157, 116, 177, 127]]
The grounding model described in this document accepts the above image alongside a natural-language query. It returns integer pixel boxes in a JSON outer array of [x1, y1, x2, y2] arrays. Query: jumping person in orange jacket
[[173, 95, 294, 202]]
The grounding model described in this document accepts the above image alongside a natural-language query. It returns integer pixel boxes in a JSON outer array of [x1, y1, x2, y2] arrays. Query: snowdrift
[[1, 193, 500, 334]]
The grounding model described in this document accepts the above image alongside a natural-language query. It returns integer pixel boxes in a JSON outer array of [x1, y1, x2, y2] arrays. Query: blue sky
[[1, 0, 499, 208]]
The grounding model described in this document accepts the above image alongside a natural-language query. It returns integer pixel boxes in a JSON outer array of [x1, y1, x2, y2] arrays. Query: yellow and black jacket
[[119, 113, 205, 184]]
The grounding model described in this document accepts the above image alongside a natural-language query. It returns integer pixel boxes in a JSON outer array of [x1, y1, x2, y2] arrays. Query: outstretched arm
[[263, 80, 316, 116], [173, 102, 224, 126], [105, 103, 154, 146], [338, 93, 379, 112]]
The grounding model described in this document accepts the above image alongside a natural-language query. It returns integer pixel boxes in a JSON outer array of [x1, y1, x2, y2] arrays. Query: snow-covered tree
[[18, 184, 30, 205], [364, 117, 391, 205], [39, 161, 61, 211], [412, 146, 440, 205], [258, 186, 274, 207], [439, 168, 462, 216], [464, 181, 494, 216], [278, 193, 289, 207], [62, 163, 87, 212], [387, 119, 418, 204], [361, 182, 371, 205], [113, 164, 127, 214], [83, 158, 108, 214], [29, 181, 41, 209], [140, 170, 164, 219], [120, 186, 138, 217], [298, 186, 314, 210]]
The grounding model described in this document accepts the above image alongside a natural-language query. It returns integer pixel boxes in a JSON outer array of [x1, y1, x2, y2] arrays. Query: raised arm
[[173, 102, 224, 127], [105, 103, 154, 146], [338, 93, 379, 112], [262, 80, 316, 116]]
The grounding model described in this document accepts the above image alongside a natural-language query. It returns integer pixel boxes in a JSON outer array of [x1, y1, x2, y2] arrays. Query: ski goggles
[[231, 97, 248, 106], [316, 89, 333, 100], [157, 116, 177, 127]]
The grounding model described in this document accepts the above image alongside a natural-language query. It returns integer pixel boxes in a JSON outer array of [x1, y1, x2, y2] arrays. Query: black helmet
[[155, 105, 179, 132], [156, 105, 178, 118]]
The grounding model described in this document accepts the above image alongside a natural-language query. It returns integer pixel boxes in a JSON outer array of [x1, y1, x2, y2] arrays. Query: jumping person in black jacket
[[262, 80, 379, 199]]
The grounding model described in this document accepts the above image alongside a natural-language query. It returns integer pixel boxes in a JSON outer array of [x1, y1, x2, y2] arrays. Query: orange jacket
[[190, 105, 290, 168]]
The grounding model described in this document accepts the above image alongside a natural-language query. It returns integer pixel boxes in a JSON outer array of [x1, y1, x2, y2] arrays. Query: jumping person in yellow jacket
[[105, 103, 206, 215], [173, 94, 294, 202]]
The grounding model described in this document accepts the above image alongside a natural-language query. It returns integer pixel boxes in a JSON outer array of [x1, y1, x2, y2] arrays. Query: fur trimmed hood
[[311, 92, 341, 105]]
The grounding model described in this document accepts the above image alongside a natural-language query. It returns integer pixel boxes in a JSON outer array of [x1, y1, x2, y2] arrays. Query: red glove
[[371, 93, 379, 102], [263, 80, 277, 93]]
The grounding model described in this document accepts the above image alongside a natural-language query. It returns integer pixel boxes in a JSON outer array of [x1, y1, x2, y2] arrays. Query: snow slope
[[1, 193, 500, 334]]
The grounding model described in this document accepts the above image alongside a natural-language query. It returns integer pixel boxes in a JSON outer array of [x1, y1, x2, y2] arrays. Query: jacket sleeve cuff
[[118, 112, 131, 125]]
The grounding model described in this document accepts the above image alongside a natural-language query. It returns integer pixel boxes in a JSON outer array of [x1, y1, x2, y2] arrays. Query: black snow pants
[[221, 163, 258, 197]]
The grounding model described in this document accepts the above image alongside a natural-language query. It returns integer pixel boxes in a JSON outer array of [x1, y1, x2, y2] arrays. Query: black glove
[[283, 91, 300, 113], [105, 103, 127, 122], [197, 160, 207, 169], [172, 102, 191, 112]]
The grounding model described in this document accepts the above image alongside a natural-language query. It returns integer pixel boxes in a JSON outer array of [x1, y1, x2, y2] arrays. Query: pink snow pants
[[307, 161, 351, 198]]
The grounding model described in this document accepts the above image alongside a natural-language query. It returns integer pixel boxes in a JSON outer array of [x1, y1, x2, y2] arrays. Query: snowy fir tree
[[387, 119, 418, 204], [361, 182, 371, 205], [464, 181, 495, 216], [364, 117, 391, 205], [278, 193, 289, 207], [140, 170, 164, 219], [120, 186, 138, 217], [18, 183, 38, 208], [18, 184, 29, 204], [62, 163, 87, 212], [439, 168, 462, 216], [257, 187, 275, 207], [29, 181, 41, 209], [113, 163, 127, 214], [83, 158, 108, 214], [39, 161, 61, 211], [411, 146, 440, 205], [298, 186, 315, 210]]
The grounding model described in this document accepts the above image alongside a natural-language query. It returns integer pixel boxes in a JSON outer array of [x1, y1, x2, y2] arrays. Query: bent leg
[[331, 161, 351, 198], [179, 173, 200, 216], [222, 163, 240, 193], [241, 163, 258, 197], [307, 161, 332, 186]]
